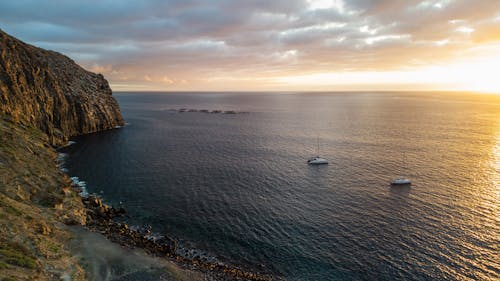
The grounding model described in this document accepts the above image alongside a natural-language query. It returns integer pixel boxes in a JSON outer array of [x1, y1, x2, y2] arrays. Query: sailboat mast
[[317, 136, 319, 155], [403, 152, 407, 176]]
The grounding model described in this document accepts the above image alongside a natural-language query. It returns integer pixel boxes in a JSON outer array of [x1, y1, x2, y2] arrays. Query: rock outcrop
[[0, 29, 124, 146]]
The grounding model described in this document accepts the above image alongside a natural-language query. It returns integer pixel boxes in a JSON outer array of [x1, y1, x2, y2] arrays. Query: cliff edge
[[0, 29, 122, 280], [0, 29, 124, 146]]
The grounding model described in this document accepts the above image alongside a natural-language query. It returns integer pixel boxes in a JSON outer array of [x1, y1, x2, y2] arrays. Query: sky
[[1, 0, 500, 92]]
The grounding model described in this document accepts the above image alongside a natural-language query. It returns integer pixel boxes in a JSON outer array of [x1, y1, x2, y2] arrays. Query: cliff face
[[0, 29, 124, 146], [0, 30, 123, 280]]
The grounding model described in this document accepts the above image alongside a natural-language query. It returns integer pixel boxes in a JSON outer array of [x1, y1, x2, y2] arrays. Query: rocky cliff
[[0, 29, 122, 280], [0, 29, 124, 146]]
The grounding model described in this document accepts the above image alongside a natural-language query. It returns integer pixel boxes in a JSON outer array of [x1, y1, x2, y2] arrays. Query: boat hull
[[391, 179, 411, 186], [307, 158, 329, 165]]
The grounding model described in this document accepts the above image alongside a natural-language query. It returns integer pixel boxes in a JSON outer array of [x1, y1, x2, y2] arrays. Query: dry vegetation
[[0, 116, 86, 281]]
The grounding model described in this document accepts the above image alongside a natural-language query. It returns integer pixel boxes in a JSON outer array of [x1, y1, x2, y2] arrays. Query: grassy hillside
[[0, 116, 86, 281]]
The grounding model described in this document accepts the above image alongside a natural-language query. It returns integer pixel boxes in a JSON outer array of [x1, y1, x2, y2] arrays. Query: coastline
[[67, 225, 204, 281], [56, 129, 277, 280], [0, 118, 276, 280], [77, 190, 275, 281]]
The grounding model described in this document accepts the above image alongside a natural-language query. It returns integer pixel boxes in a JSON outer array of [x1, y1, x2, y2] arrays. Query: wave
[[70, 176, 89, 197], [56, 152, 69, 173]]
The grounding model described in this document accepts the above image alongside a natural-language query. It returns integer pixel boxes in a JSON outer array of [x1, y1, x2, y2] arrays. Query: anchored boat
[[308, 137, 328, 165]]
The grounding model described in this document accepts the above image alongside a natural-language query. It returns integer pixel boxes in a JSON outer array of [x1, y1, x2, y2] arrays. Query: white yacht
[[308, 137, 328, 165], [391, 153, 411, 185], [391, 176, 411, 186], [307, 156, 329, 165]]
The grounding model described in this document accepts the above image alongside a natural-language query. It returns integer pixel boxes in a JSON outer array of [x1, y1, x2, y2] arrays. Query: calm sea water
[[63, 92, 499, 280]]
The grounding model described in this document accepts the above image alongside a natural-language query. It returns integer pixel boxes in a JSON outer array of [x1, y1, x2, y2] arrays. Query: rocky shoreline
[[80, 193, 277, 281]]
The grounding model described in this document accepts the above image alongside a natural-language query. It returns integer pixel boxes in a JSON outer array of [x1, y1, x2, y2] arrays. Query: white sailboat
[[307, 137, 328, 165], [391, 153, 411, 186], [391, 176, 411, 185]]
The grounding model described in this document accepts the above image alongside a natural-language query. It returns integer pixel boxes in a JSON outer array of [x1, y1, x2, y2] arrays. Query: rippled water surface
[[64, 92, 500, 280]]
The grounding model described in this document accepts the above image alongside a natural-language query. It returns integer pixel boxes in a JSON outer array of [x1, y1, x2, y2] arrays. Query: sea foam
[[56, 152, 69, 172], [70, 176, 89, 197]]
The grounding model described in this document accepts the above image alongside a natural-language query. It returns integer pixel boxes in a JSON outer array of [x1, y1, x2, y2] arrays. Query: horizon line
[[112, 90, 500, 95]]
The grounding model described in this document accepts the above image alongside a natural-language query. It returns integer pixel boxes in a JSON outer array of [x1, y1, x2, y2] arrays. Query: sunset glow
[[277, 50, 500, 92], [1, 1, 499, 92]]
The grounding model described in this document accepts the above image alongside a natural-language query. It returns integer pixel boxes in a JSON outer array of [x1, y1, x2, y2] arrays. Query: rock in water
[[0, 29, 124, 146]]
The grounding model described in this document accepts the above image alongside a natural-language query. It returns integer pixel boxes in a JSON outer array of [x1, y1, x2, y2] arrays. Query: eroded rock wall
[[0, 29, 124, 146]]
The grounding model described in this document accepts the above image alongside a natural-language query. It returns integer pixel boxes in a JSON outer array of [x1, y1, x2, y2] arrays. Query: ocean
[[61, 92, 499, 280]]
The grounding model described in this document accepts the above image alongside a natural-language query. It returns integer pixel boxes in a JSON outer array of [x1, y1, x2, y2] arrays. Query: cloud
[[1, 0, 498, 90]]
